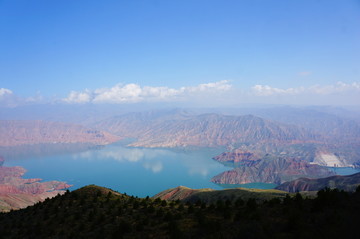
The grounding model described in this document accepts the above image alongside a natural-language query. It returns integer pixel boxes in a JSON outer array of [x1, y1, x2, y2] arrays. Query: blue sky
[[0, 0, 359, 106]]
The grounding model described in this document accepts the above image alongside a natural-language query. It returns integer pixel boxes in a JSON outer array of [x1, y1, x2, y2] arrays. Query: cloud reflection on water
[[72, 146, 171, 173], [72, 145, 225, 177], [143, 161, 163, 173]]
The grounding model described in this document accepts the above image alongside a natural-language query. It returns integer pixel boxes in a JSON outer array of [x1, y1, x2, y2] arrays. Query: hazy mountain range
[[0, 120, 120, 147], [0, 105, 360, 210], [91, 107, 360, 167], [93, 110, 319, 148], [2, 106, 358, 167], [276, 172, 360, 193]]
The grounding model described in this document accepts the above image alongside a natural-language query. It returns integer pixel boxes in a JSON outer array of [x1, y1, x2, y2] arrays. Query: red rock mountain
[[94, 111, 319, 148], [213, 150, 261, 167], [275, 172, 360, 192], [0, 120, 120, 147], [0, 157, 71, 212], [211, 156, 335, 185]]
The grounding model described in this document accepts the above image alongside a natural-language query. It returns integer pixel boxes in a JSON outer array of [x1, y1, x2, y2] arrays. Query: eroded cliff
[[0, 157, 71, 211]]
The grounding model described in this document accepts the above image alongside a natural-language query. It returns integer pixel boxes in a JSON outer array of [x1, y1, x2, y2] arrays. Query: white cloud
[[0, 88, 13, 97], [63, 90, 92, 103], [93, 84, 143, 103], [252, 85, 305, 96], [63, 80, 232, 104], [252, 81, 360, 96], [25, 92, 44, 103], [0, 88, 19, 107], [142, 86, 179, 99], [2, 80, 359, 107], [308, 82, 360, 95], [184, 80, 232, 93]]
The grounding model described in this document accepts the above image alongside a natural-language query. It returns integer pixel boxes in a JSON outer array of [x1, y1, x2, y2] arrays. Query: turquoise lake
[[2, 143, 232, 197], [2, 142, 360, 197]]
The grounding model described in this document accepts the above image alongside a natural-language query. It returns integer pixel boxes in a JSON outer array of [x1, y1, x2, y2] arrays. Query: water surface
[[3, 143, 230, 197], [3, 143, 359, 197], [329, 167, 360, 175]]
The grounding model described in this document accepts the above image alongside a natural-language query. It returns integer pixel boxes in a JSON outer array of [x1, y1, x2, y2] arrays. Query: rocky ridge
[[276, 172, 360, 192], [94, 111, 320, 148], [211, 156, 335, 185], [0, 120, 120, 147]]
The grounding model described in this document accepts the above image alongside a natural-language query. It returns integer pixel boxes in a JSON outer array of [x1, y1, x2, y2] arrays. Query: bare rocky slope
[[0, 157, 71, 212], [0, 120, 120, 147], [94, 110, 359, 163], [94, 110, 320, 148], [240, 106, 360, 143], [276, 172, 360, 192], [211, 156, 335, 185], [93, 110, 360, 186]]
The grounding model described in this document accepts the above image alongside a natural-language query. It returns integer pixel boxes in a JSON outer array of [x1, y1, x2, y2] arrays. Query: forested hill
[[1, 185, 360, 238]]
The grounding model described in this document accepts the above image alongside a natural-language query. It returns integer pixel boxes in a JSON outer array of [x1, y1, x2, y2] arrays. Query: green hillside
[[276, 172, 360, 192], [153, 186, 287, 203], [1, 185, 360, 238]]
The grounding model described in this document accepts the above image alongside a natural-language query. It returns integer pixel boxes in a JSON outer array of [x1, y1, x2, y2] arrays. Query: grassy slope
[[153, 186, 287, 203], [276, 172, 360, 192]]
